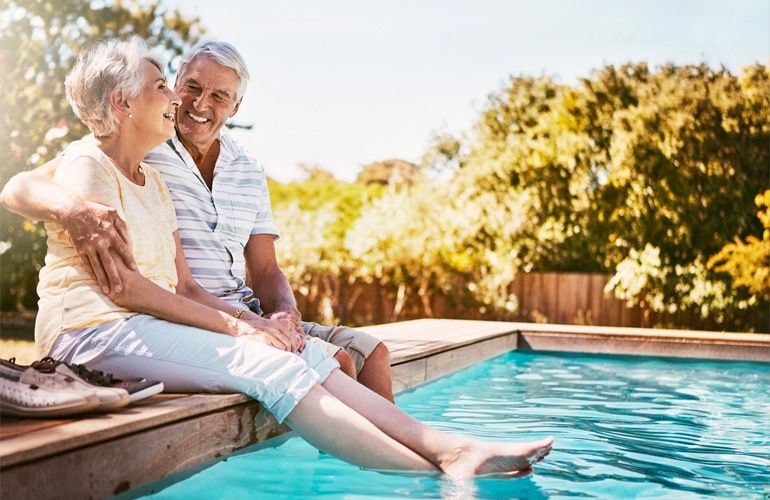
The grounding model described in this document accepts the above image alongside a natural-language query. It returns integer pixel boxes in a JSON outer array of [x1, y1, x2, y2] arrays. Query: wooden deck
[[1, 319, 769, 499]]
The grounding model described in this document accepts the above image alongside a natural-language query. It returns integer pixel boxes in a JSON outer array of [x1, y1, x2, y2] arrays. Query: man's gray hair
[[177, 40, 250, 101], [65, 36, 164, 136]]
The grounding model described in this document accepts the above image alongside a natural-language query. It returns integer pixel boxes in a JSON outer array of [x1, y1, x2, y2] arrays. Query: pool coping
[[1, 319, 768, 499]]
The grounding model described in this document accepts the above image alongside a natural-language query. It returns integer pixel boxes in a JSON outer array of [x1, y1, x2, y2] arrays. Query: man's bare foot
[[439, 437, 554, 478]]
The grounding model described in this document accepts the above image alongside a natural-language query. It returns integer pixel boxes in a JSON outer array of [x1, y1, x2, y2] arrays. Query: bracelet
[[233, 308, 249, 319]]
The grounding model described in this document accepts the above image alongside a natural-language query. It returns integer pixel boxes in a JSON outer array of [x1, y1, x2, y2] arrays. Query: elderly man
[[1, 40, 393, 401]]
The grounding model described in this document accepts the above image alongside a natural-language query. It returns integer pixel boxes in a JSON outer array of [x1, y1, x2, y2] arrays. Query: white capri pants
[[50, 314, 339, 423]]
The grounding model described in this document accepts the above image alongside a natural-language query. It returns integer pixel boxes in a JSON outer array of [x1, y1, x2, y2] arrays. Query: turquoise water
[[137, 352, 770, 499]]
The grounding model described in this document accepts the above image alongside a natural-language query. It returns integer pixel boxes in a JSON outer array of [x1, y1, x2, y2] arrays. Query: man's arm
[[0, 157, 136, 292], [244, 233, 301, 328]]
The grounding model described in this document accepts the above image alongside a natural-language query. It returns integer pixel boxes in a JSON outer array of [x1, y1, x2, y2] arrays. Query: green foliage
[[268, 62, 767, 330], [708, 190, 770, 297], [0, 0, 203, 310], [420, 132, 466, 175], [448, 62, 769, 329]]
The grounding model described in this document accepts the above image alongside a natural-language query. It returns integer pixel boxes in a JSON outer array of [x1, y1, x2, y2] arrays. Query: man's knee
[[334, 349, 357, 379], [357, 342, 394, 402], [367, 342, 391, 367]]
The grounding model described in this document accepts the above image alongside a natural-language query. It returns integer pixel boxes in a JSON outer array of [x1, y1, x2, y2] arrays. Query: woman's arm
[[0, 156, 136, 292], [108, 231, 302, 352]]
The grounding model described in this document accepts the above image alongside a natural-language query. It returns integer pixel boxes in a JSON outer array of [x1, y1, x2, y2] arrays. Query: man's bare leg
[[357, 342, 394, 402]]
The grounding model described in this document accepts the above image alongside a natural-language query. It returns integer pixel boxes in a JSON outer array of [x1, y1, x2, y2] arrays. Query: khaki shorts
[[301, 322, 382, 375], [244, 299, 381, 375]]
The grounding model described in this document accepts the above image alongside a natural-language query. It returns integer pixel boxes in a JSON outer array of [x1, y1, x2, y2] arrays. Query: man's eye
[[213, 93, 227, 103], [185, 84, 201, 93]]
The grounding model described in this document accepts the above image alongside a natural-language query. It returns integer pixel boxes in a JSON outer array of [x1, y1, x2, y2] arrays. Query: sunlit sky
[[164, 0, 769, 183]]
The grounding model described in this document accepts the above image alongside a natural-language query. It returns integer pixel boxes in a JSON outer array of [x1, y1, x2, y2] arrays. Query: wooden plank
[[588, 273, 606, 326], [0, 393, 250, 468], [424, 334, 518, 382], [1, 403, 288, 500]]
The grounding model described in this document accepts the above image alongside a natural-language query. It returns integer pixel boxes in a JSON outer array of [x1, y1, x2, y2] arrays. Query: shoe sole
[[0, 397, 101, 418], [125, 382, 164, 402]]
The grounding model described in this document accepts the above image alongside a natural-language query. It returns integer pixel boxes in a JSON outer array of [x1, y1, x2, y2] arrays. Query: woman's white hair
[[65, 36, 164, 136], [177, 40, 250, 101]]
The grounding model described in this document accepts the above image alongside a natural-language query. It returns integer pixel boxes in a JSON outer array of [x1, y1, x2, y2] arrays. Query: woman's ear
[[110, 89, 132, 119]]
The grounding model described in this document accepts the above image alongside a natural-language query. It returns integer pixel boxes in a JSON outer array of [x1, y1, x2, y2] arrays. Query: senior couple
[[0, 36, 552, 476]]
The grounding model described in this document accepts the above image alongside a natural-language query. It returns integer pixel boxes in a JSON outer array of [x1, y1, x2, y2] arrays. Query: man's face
[[174, 56, 241, 153]]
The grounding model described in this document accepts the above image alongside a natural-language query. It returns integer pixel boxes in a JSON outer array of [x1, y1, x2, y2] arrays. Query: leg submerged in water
[[286, 370, 553, 478]]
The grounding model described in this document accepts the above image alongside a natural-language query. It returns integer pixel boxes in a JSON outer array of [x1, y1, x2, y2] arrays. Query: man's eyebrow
[[181, 78, 232, 97]]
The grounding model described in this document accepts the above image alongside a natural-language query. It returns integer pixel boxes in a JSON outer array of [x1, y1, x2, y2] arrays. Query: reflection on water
[[139, 352, 770, 500]]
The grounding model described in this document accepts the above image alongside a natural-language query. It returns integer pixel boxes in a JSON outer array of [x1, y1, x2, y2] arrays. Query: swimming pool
[[136, 351, 770, 499]]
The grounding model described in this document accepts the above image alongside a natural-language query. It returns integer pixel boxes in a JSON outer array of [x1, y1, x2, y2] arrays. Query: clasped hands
[[236, 311, 306, 353]]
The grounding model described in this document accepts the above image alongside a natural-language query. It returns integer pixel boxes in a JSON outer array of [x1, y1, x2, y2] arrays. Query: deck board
[[1, 319, 768, 500]]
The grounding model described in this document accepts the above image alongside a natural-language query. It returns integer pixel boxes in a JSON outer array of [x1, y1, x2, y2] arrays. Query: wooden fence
[[296, 272, 769, 332]]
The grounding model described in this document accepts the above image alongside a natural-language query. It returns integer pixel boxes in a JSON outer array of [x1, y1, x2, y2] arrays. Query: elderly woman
[[28, 36, 552, 477]]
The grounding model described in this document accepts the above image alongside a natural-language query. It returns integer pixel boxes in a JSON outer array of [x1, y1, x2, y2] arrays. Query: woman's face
[[129, 60, 181, 144]]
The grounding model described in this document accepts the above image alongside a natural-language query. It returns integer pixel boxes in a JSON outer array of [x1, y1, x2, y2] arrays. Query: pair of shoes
[[0, 357, 163, 418], [67, 363, 163, 402], [0, 361, 100, 418], [1, 357, 129, 414]]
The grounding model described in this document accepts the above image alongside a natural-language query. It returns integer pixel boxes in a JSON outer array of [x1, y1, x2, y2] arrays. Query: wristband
[[233, 308, 248, 319]]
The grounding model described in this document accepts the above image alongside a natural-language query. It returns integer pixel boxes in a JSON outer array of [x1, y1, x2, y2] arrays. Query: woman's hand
[[237, 316, 306, 353]]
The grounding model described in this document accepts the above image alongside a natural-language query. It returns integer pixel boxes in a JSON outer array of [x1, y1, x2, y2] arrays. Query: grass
[[0, 339, 37, 365]]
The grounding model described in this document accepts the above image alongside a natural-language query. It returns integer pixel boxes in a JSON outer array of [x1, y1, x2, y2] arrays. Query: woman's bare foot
[[439, 437, 554, 478]]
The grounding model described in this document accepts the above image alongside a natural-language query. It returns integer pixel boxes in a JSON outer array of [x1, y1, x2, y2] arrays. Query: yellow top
[[35, 141, 179, 357]]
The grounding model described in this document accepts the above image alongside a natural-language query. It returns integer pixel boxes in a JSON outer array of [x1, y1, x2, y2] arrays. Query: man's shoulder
[[219, 131, 262, 168], [145, 138, 188, 173]]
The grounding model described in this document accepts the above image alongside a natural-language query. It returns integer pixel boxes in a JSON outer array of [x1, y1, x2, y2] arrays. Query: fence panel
[[296, 271, 768, 331]]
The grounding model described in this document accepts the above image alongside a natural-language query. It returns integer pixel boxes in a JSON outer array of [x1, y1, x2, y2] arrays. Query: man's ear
[[110, 89, 132, 119], [229, 98, 242, 119]]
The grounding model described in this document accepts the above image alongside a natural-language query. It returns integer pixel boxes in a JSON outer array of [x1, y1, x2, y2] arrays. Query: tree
[[598, 64, 770, 327], [0, 0, 204, 310], [708, 190, 770, 298], [356, 159, 423, 187], [454, 63, 769, 329], [420, 131, 466, 178]]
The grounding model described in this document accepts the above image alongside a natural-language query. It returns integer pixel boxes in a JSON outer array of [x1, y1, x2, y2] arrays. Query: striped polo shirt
[[145, 131, 279, 305]]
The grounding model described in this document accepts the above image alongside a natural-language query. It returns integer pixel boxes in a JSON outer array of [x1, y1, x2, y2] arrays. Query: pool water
[[137, 352, 770, 499]]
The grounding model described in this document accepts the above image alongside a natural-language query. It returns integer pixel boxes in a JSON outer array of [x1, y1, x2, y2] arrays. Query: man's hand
[[238, 316, 306, 353], [265, 308, 302, 333], [60, 200, 136, 294]]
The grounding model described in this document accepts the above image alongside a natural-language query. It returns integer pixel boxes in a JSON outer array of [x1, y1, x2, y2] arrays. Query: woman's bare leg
[[285, 384, 438, 472], [320, 370, 554, 477]]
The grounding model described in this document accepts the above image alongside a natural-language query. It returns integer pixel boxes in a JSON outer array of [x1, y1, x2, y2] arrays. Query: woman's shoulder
[[61, 137, 105, 160], [55, 138, 111, 177]]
